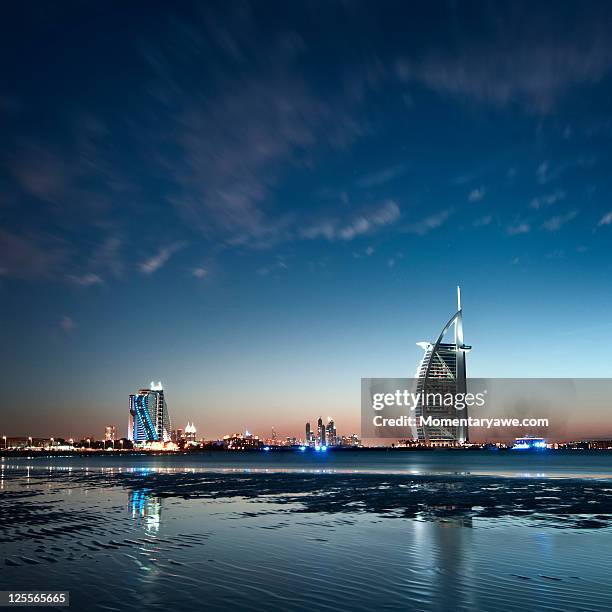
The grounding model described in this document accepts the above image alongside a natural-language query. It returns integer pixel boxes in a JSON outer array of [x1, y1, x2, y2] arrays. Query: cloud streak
[[530, 190, 566, 209], [67, 273, 103, 287], [468, 187, 486, 202], [542, 210, 578, 231], [407, 209, 452, 235], [140, 242, 186, 275], [598, 211, 612, 227], [507, 223, 531, 236], [301, 200, 401, 242], [395, 6, 612, 113]]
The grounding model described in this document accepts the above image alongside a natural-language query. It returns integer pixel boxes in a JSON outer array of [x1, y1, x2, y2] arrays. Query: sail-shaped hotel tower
[[414, 287, 471, 444]]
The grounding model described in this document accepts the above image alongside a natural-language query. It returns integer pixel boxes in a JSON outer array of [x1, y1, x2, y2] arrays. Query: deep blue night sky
[[2, 1, 612, 439]]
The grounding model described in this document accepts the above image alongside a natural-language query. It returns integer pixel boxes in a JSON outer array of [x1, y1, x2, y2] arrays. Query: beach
[[2, 451, 612, 611]]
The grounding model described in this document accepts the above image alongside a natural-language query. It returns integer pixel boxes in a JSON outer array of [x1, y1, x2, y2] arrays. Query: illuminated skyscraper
[[184, 422, 197, 443], [317, 416, 325, 446], [128, 381, 172, 443], [104, 425, 117, 442], [325, 418, 336, 446], [414, 288, 471, 444], [305, 422, 312, 444]]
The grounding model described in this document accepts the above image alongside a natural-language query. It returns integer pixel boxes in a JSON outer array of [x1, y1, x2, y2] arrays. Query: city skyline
[[3, 2, 612, 440], [4, 282, 612, 441]]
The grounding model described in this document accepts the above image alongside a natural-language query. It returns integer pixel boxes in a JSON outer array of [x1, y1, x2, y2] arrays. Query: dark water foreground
[[2, 454, 612, 611]]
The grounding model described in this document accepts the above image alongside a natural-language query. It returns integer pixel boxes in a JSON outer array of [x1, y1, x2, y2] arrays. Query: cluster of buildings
[[558, 440, 612, 450], [303, 417, 360, 448], [124, 382, 360, 450]]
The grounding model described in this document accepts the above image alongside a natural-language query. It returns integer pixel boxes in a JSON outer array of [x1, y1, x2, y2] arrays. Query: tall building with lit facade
[[414, 288, 471, 444], [184, 422, 197, 443], [325, 418, 337, 446], [128, 381, 172, 443], [104, 425, 117, 442], [317, 417, 325, 446], [305, 422, 313, 444]]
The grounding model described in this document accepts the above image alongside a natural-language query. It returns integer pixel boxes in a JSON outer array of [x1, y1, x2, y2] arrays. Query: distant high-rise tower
[[305, 422, 312, 444], [104, 425, 117, 442], [129, 381, 172, 442], [317, 416, 325, 446], [414, 287, 470, 444], [184, 422, 197, 443], [325, 418, 336, 446]]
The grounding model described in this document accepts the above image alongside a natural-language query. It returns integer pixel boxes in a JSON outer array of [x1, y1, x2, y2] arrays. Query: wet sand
[[1, 457, 612, 611]]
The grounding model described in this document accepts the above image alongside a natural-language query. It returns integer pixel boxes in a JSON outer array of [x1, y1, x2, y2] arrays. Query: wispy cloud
[[148, 15, 366, 250], [257, 260, 288, 276], [407, 209, 451, 235], [67, 273, 103, 287], [339, 201, 400, 240], [0, 229, 65, 279], [140, 242, 186, 275], [352, 246, 375, 259], [507, 223, 531, 236], [473, 215, 493, 228], [598, 211, 612, 226], [90, 237, 124, 280], [386, 252, 404, 268], [301, 200, 401, 242], [537, 157, 596, 184], [10, 144, 71, 203], [536, 161, 550, 184], [5, 113, 133, 284], [192, 267, 208, 279], [542, 210, 578, 231], [530, 190, 566, 209], [468, 186, 486, 202], [356, 163, 408, 188], [395, 8, 612, 113]]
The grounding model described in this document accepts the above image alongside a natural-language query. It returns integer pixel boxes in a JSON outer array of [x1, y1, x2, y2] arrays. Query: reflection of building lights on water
[[512, 437, 547, 450], [129, 490, 162, 533]]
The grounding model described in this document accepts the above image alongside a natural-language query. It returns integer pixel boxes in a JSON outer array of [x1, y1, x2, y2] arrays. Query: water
[[2, 451, 612, 611], [4, 448, 612, 477]]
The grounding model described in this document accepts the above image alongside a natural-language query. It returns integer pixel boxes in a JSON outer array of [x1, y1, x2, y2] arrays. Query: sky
[[2, 0, 612, 440]]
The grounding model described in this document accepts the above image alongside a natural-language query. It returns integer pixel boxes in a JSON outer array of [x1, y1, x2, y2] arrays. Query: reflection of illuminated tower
[[317, 417, 325, 446], [128, 490, 162, 533], [414, 288, 471, 444], [128, 381, 172, 442]]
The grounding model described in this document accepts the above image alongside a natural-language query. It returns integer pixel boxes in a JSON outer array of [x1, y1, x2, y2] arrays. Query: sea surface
[[2, 450, 612, 611]]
